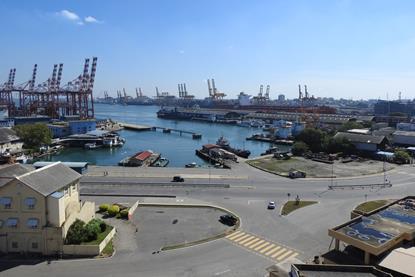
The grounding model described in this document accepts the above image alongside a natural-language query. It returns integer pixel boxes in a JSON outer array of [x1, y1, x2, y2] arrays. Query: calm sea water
[[45, 104, 288, 167]]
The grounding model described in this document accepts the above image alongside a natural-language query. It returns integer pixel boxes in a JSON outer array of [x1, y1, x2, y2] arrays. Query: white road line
[[214, 269, 231, 276]]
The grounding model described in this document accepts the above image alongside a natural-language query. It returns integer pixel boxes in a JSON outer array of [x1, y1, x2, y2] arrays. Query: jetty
[[152, 126, 202, 139], [118, 122, 152, 131]]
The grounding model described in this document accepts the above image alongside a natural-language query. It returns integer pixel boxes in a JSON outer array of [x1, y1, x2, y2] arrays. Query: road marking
[[286, 252, 299, 260], [248, 239, 265, 249], [233, 234, 251, 243], [265, 246, 281, 256], [226, 231, 242, 239], [238, 236, 256, 245], [271, 248, 287, 258], [254, 241, 269, 251], [259, 243, 275, 254], [276, 250, 293, 261], [242, 238, 259, 247]]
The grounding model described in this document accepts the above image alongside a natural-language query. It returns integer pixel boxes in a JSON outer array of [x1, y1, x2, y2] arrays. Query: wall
[[128, 200, 139, 220], [0, 141, 23, 154], [61, 201, 95, 237], [393, 133, 415, 146], [69, 120, 96, 135], [0, 179, 47, 254], [63, 227, 115, 256]]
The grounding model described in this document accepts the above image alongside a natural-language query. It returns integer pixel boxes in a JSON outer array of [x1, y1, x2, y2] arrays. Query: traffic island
[[281, 200, 318, 216], [132, 204, 240, 252]]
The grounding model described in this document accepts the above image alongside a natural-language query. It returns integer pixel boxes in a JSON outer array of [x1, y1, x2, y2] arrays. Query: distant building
[[334, 132, 388, 152], [392, 130, 415, 146], [397, 122, 415, 131], [0, 128, 23, 154], [0, 119, 14, 128], [0, 162, 95, 255], [374, 100, 415, 116], [277, 94, 285, 101], [48, 120, 97, 138]]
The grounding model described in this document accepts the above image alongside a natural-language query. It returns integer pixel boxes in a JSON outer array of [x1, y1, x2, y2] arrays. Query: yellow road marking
[[242, 238, 259, 247], [254, 241, 269, 251], [271, 248, 287, 258], [259, 244, 275, 254], [276, 250, 293, 261], [248, 239, 265, 249], [238, 235, 255, 245], [286, 252, 299, 260], [265, 246, 281, 256], [226, 231, 243, 239], [233, 234, 251, 243]]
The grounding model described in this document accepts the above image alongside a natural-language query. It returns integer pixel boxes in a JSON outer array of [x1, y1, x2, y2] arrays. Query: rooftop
[[334, 132, 386, 145], [329, 196, 415, 256], [393, 130, 415, 137], [291, 264, 392, 277], [0, 128, 20, 144], [0, 163, 33, 188], [17, 162, 81, 196]]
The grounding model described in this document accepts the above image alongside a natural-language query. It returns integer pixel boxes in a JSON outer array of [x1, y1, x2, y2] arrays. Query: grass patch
[[82, 225, 113, 245], [281, 201, 318, 215], [354, 200, 389, 214], [101, 239, 114, 256]]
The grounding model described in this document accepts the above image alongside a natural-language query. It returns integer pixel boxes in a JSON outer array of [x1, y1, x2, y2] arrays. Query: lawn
[[101, 239, 114, 256], [82, 225, 114, 245], [281, 200, 318, 215], [354, 200, 390, 214]]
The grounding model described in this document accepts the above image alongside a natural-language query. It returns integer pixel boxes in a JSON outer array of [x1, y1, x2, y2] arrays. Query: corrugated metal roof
[[33, 161, 88, 168], [334, 132, 386, 145], [134, 151, 152, 161], [17, 162, 81, 196], [0, 128, 20, 144]]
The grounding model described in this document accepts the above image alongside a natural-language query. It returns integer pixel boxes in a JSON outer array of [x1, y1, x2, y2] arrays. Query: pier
[[119, 122, 152, 131], [152, 126, 202, 139]]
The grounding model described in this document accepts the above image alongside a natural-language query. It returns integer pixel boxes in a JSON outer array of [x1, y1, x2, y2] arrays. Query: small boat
[[185, 162, 197, 168], [152, 157, 169, 167], [84, 142, 101, 150]]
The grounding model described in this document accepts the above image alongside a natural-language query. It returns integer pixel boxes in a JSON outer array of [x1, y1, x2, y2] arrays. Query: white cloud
[[56, 9, 80, 22], [84, 16, 102, 24]]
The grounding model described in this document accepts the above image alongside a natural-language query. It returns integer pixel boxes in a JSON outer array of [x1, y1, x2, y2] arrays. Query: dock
[[118, 122, 152, 131], [152, 126, 202, 139]]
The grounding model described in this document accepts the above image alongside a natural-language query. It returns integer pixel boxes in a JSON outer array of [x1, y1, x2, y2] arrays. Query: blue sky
[[1, 0, 415, 100]]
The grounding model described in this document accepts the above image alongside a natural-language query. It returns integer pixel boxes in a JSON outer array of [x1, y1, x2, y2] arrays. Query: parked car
[[267, 201, 276, 209], [172, 176, 184, 182], [219, 214, 237, 226], [288, 170, 306, 179]]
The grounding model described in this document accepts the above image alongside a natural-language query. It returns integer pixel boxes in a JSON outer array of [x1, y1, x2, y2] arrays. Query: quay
[[152, 126, 202, 139]]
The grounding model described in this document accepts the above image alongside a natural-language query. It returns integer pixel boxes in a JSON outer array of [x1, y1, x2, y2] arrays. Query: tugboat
[[151, 157, 169, 167], [185, 162, 198, 168], [216, 136, 251, 158]]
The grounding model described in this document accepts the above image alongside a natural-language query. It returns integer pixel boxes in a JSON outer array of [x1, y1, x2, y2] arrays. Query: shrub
[[291, 141, 309, 156], [107, 205, 120, 217], [120, 209, 129, 219], [84, 220, 101, 241], [99, 204, 110, 213], [65, 219, 86, 245], [394, 150, 411, 164], [99, 221, 107, 232]]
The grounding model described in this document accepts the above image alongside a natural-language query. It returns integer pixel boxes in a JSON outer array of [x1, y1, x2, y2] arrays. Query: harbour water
[[45, 104, 289, 167]]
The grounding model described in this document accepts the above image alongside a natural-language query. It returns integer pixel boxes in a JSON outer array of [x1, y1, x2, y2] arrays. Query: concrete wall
[[62, 201, 95, 237], [128, 200, 139, 220], [47, 194, 65, 227], [63, 227, 115, 256]]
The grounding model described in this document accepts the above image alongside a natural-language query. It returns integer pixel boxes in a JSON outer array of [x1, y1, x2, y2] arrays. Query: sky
[[1, 0, 415, 100]]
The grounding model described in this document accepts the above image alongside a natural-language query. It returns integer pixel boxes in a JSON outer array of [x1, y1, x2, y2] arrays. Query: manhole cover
[[172, 219, 178, 224]]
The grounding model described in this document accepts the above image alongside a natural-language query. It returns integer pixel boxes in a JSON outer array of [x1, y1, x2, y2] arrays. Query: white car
[[267, 201, 276, 209]]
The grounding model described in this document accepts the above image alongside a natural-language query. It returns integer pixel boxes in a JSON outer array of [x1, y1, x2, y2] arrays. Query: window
[[6, 218, 18, 228], [32, 242, 38, 249], [24, 197, 36, 209], [11, 242, 18, 249], [27, 218, 39, 229], [0, 197, 12, 209]]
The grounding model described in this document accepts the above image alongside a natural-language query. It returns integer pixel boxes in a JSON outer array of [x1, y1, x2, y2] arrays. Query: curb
[[80, 193, 176, 198]]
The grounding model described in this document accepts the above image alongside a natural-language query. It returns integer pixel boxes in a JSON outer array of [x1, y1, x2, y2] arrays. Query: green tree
[[324, 137, 356, 155], [394, 150, 411, 164], [84, 219, 101, 241], [13, 123, 52, 150], [65, 219, 86, 245], [338, 121, 364, 132], [295, 128, 327, 152], [291, 141, 309, 156]]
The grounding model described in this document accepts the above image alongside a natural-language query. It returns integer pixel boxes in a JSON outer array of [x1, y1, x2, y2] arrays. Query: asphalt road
[[2, 162, 415, 277]]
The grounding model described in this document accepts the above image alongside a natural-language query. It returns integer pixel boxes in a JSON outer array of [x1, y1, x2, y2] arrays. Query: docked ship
[[216, 136, 251, 158]]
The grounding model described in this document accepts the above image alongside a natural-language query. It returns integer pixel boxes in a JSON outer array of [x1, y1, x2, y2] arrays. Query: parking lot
[[133, 206, 234, 252]]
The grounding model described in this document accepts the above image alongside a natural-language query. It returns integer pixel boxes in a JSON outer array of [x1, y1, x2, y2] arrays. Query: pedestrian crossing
[[225, 231, 299, 262]]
